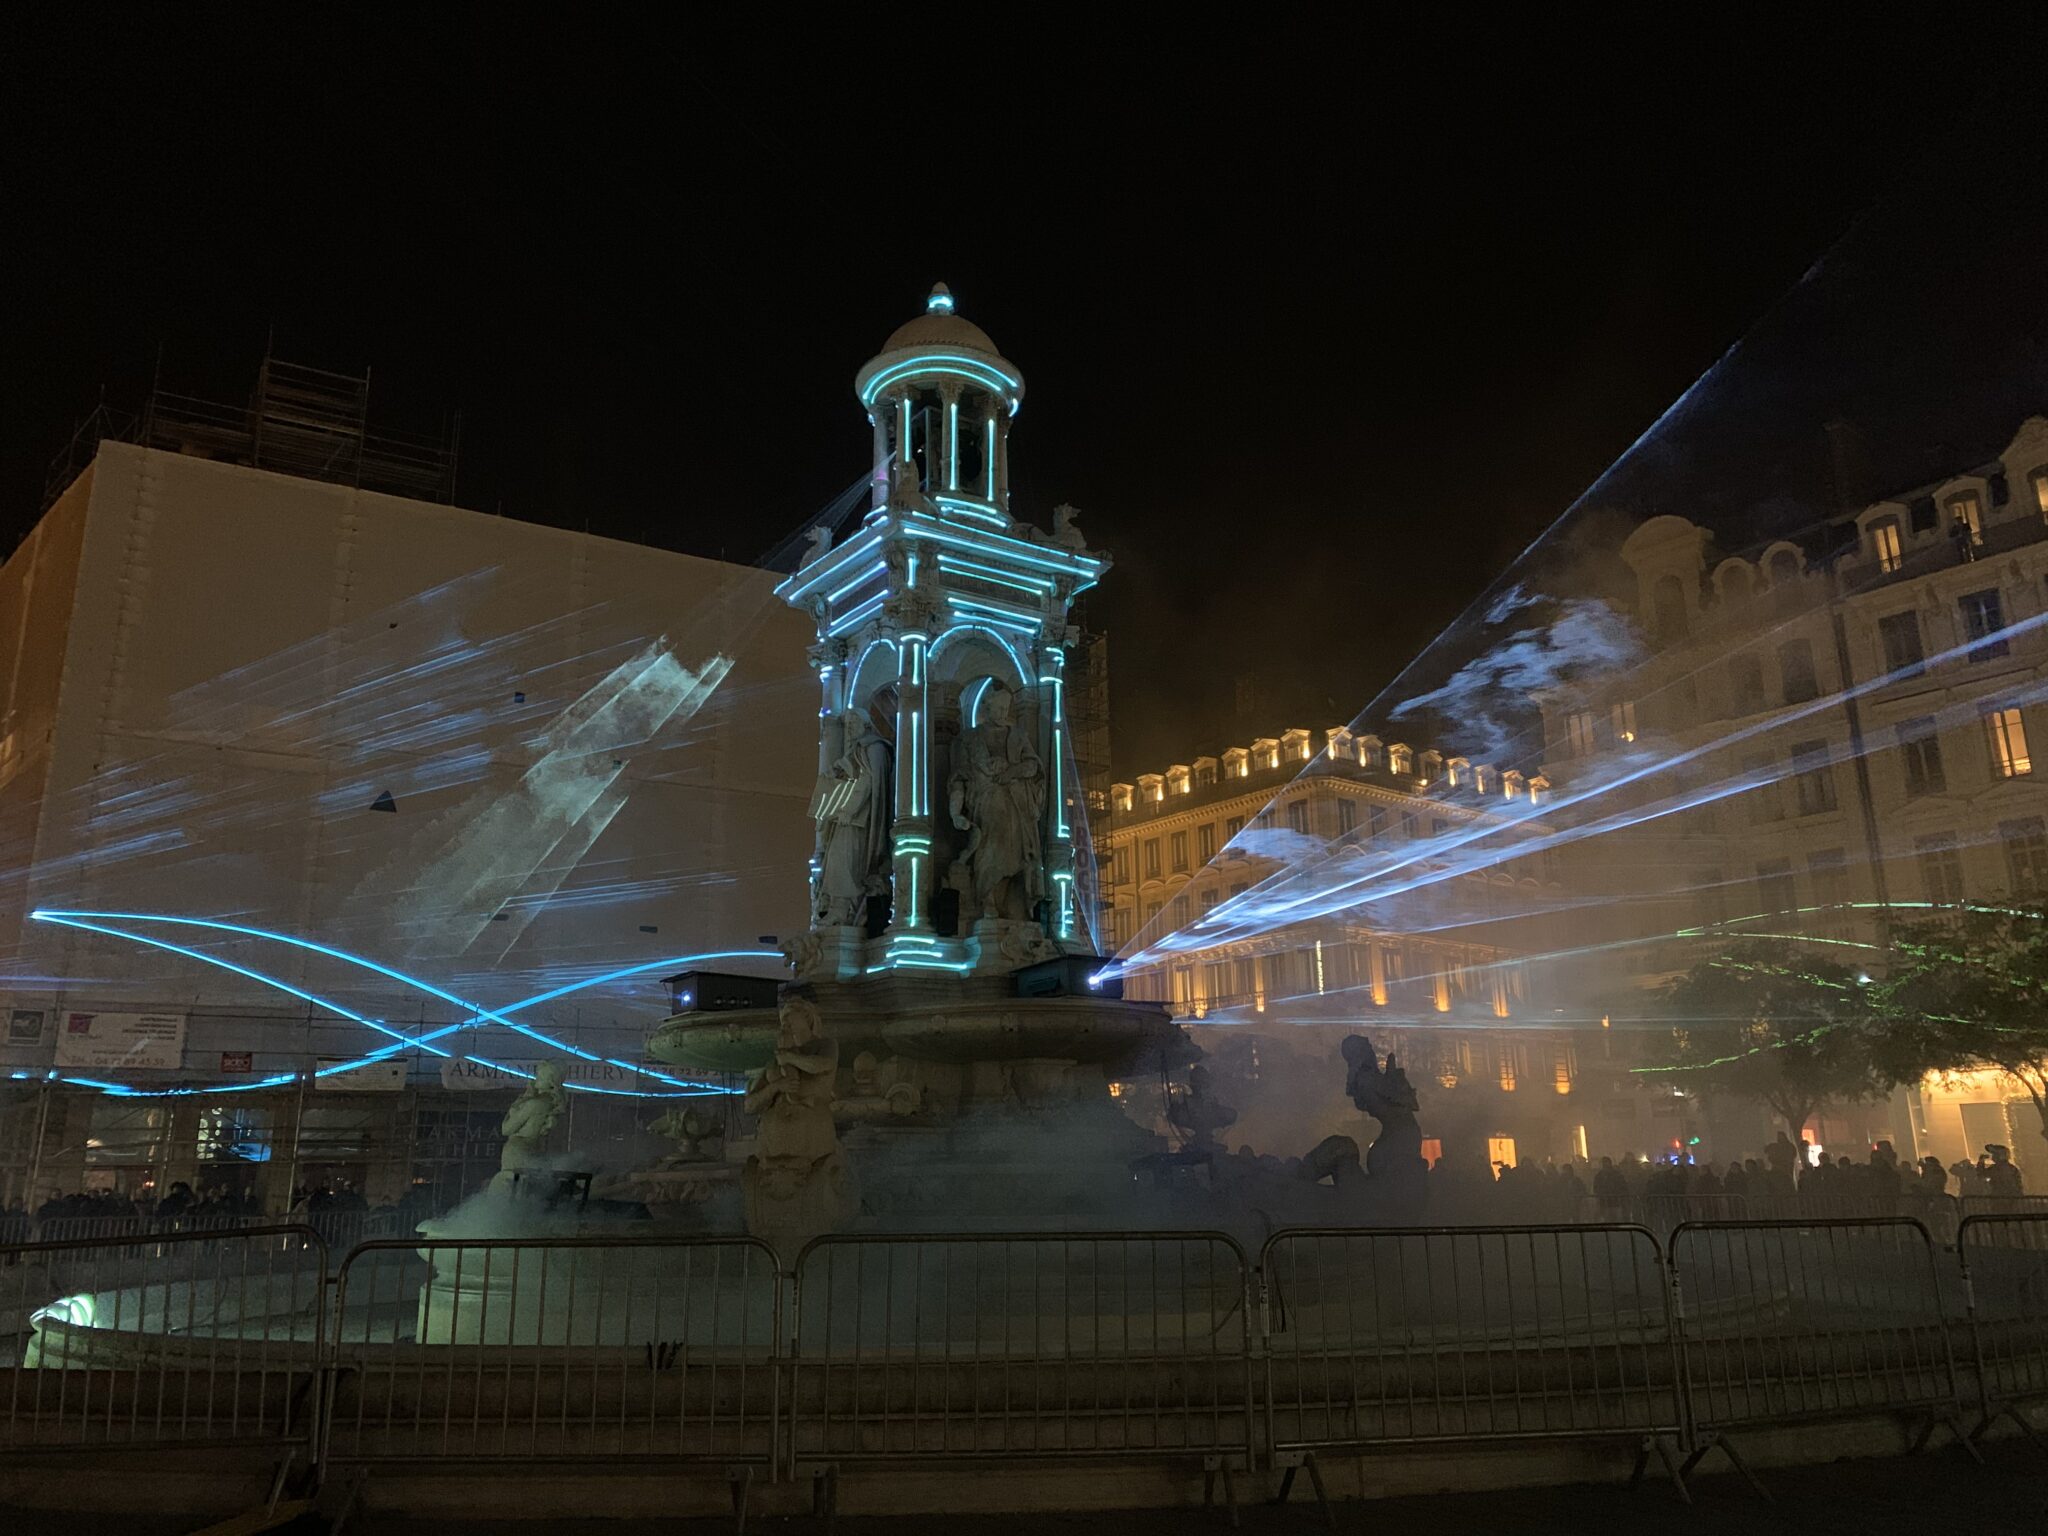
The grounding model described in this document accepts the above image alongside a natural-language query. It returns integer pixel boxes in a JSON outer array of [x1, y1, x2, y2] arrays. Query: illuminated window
[[1610, 700, 1637, 743], [1447, 757, 1469, 787], [1948, 493, 1983, 545], [1193, 759, 1217, 788], [1502, 770, 1524, 800], [1475, 765, 1497, 794], [1527, 775, 1549, 805], [1878, 611, 1925, 677], [1916, 833, 1965, 905], [1111, 784, 1134, 813], [1169, 831, 1188, 872], [1896, 718, 1945, 797], [1778, 639, 1819, 704], [1388, 744, 1413, 775], [1987, 706, 2032, 778], [1167, 765, 1191, 796], [2033, 467, 2048, 519], [1196, 823, 1216, 862], [1487, 1135, 1518, 1171], [1788, 739, 1837, 815], [1358, 736, 1384, 769], [2000, 816, 2048, 895], [1870, 517, 1903, 573], [1143, 839, 1161, 880], [1959, 589, 2008, 661]]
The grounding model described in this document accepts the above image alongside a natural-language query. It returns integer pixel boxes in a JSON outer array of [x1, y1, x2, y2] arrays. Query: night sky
[[6, 13, 2044, 770]]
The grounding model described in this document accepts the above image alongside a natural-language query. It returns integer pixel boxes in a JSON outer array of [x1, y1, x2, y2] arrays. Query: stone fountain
[[647, 284, 1180, 1252]]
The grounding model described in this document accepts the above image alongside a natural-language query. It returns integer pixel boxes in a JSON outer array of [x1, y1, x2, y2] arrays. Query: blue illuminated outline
[[985, 415, 997, 497], [825, 561, 888, 604], [937, 553, 1056, 594], [827, 591, 889, 638], [932, 494, 1007, 529], [947, 399, 960, 489], [964, 675, 995, 728], [931, 622, 1034, 688], [898, 512, 1103, 575], [948, 598, 1040, 634], [860, 355, 1022, 410], [776, 525, 885, 603], [29, 910, 766, 1098]]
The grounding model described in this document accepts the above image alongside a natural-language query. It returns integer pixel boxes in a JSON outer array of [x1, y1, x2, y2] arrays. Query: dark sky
[[6, 13, 2045, 771]]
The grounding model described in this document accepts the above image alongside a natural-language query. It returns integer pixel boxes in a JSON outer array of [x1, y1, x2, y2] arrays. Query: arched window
[[1649, 573, 1689, 641]]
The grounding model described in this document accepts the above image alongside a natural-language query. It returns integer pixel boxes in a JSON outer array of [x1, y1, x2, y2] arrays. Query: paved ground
[[7, 1442, 2039, 1534]]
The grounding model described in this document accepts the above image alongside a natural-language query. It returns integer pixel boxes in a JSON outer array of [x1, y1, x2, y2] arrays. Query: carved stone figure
[[1052, 503, 1087, 550], [1168, 1063, 1238, 1152], [834, 1050, 923, 1124], [651, 1104, 725, 1163], [801, 525, 834, 567], [741, 995, 858, 1259], [1341, 1034, 1427, 1189], [946, 680, 1045, 922], [814, 685, 896, 927], [491, 1062, 567, 1193]]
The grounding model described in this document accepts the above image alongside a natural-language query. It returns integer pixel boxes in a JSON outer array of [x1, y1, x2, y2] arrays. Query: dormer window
[[2032, 467, 2048, 520], [1193, 757, 1218, 789], [1282, 728, 1312, 762], [1252, 738, 1280, 770], [1166, 765, 1192, 796], [1388, 744, 1413, 775], [1137, 773, 1164, 805], [1474, 765, 1498, 795], [1417, 750, 1443, 784], [1869, 516, 1903, 574], [1527, 774, 1550, 806], [1949, 493, 1983, 546], [1502, 770, 1526, 800], [1357, 735, 1384, 770], [1222, 747, 1250, 780], [1111, 783, 1134, 813]]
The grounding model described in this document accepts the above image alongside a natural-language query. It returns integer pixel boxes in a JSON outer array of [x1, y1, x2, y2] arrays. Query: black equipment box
[[665, 970, 781, 1015], [1013, 953, 1121, 1000]]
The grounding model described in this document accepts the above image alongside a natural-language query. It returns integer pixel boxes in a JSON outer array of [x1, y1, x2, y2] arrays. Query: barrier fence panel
[[787, 1232, 1253, 1474], [1668, 1218, 1967, 1471], [0, 1225, 328, 1454], [1259, 1224, 1684, 1475], [1954, 1213, 2048, 1441], [322, 1235, 780, 1473]]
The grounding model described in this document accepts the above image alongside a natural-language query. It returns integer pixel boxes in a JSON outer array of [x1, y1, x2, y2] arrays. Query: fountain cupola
[[778, 285, 1108, 981]]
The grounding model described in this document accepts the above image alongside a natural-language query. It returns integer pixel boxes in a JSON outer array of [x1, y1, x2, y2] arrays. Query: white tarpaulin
[[54, 1010, 187, 1069], [315, 1057, 410, 1092]]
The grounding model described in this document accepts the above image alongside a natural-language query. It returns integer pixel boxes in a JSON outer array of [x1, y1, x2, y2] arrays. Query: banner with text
[[54, 1011, 187, 1070]]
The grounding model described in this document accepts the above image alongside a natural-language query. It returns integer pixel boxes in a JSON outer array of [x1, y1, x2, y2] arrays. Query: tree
[[1867, 906, 2048, 1143], [1646, 942, 1891, 1137]]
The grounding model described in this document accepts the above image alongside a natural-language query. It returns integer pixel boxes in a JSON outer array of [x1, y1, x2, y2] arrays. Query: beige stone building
[[1540, 416, 2048, 1174], [1096, 727, 1638, 1168]]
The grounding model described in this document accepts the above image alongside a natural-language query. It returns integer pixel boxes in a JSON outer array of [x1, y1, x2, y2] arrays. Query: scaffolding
[[41, 354, 461, 511]]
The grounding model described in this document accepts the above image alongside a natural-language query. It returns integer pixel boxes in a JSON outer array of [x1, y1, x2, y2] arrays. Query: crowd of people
[[1422, 1132, 2028, 1223]]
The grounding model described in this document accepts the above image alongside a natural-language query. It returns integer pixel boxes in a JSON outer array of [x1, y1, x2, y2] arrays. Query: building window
[[1778, 639, 1820, 704], [1648, 573, 1689, 642], [1113, 847, 1131, 886], [1916, 833, 1965, 906], [1743, 752, 1783, 824], [1169, 831, 1189, 872], [1729, 654, 1765, 711], [1807, 848, 1848, 919], [1196, 823, 1216, 863], [1286, 800, 1310, 835], [1225, 815, 1244, 840], [1388, 745, 1413, 775], [1359, 737, 1384, 769], [1194, 761, 1216, 788], [1958, 588, 2008, 661], [1144, 901, 1163, 926], [1789, 740, 1837, 815], [1143, 839, 1161, 880], [1986, 706, 2033, 778], [1566, 711, 1598, 755], [1897, 717, 1945, 797], [1368, 804, 1390, 836], [1112, 908, 1131, 948], [2001, 817, 2048, 896], [2032, 467, 2048, 520], [1948, 493, 1983, 546], [1609, 700, 1637, 744], [1755, 858, 1797, 915], [1877, 610, 1925, 678], [1229, 881, 1248, 898], [1337, 799, 1357, 835], [1870, 517, 1903, 573]]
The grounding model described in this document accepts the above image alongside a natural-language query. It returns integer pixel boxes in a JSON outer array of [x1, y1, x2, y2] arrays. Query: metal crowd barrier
[[1954, 1213, 2048, 1444], [0, 1224, 327, 1456], [786, 1231, 1253, 1510], [1668, 1217, 1972, 1488], [1259, 1224, 1688, 1505], [321, 1234, 779, 1506]]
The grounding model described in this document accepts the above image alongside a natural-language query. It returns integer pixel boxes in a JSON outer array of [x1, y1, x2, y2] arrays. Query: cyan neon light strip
[[861, 354, 1022, 408], [950, 596, 1042, 632], [985, 415, 997, 497], [932, 493, 1006, 528], [899, 512, 1103, 575], [29, 910, 763, 1097], [937, 553, 1056, 594], [825, 560, 888, 604], [827, 591, 888, 638], [776, 526, 885, 602], [947, 400, 959, 489]]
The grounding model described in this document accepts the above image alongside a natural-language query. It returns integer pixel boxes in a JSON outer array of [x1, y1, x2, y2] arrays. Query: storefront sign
[[53, 1010, 186, 1069], [219, 1050, 254, 1073], [315, 1057, 410, 1092], [6, 1008, 44, 1045], [438, 1057, 639, 1092]]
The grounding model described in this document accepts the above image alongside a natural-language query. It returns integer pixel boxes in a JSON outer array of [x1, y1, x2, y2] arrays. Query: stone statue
[[888, 457, 938, 517], [1342, 1034, 1427, 1197], [814, 684, 896, 927], [800, 525, 834, 567], [490, 1062, 567, 1194], [651, 1104, 724, 1163], [741, 994, 858, 1260], [946, 679, 1045, 922], [834, 1049, 923, 1124], [1052, 503, 1086, 550], [1168, 1064, 1238, 1153]]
